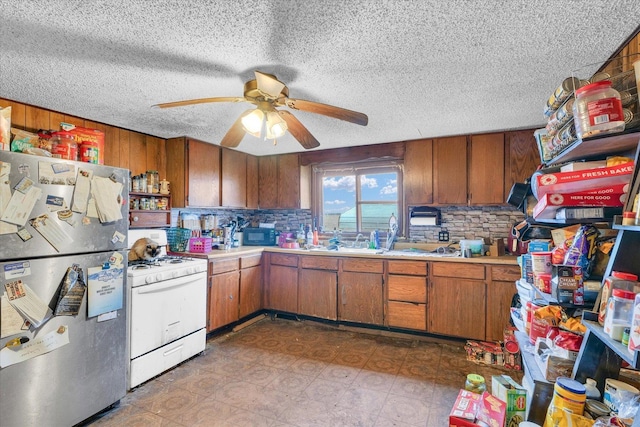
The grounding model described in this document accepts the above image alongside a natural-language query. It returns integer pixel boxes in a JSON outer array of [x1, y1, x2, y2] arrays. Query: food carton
[[534, 338, 576, 382], [492, 375, 527, 426], [533, 162, 634, 198], [449, 389, 506, 427], [552, 265, 584, 305]]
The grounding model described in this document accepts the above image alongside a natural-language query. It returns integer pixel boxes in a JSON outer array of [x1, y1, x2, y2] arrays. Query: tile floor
[[85, 317, 521, 427]]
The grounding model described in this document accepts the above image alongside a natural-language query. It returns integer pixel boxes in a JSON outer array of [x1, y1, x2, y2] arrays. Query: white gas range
[[127, 229, 208, 389]]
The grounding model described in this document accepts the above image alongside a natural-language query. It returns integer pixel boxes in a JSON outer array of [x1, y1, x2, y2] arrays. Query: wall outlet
[[438, 229, 449, 242]]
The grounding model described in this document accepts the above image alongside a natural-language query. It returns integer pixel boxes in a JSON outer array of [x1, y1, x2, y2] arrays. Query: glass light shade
[[241, 109, 264, 137], [266, 111, 288, 139]]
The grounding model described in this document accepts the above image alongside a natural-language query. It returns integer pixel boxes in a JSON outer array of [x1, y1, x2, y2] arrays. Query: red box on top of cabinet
[[449, 389, 506, 427], [189, 237, 212, 253]]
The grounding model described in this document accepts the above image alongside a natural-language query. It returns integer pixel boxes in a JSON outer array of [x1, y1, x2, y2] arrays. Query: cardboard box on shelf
[[560, 160, 607, 172], [552, 265, 584, 305], [534, 161, 634, 198], [449, 390, 506, 427], [532, 183, 629, 220], [491, 375, 527, 427]]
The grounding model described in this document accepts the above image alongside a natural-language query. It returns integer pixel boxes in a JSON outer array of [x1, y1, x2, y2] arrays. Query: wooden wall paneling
[[165, 137, 187, 207], [49, 112, 65, 131], [128, 131, 146, 176], [62, 114, 85, 128], [299, 141, 405, 166], [0, 99, 26, 128], [25, 105, 50, 133], [103, 124, 121, 167], [246, 154, 259, 209], [145, 135, 166, 179], [118, 129, 131, 171]]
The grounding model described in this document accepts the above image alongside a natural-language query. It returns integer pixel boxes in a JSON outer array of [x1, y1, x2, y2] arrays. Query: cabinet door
[[404, 139, 433, 205], [338, 271, 383, 325], [428, 277, 485, 340], [258, 155, 278, 208], [486, 280, 517, 341], [221, 148, 247, 207], [388, 301, 426, 330], [246, 154, 259, 209], [278, 153, 301, 209], [239, 265, 262, 318], [299, 269, 337, 320], [267, 264, 298, 312], [469, 133, 505, 205], [504, 129, 540, 202], [433, 136, 468, 205], [209, 270, 240, 331], [188, 139, 221, 207]]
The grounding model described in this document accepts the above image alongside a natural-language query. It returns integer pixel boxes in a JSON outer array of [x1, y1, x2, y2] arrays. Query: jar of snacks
[[50, 131, 78, 160], [464, 374, 486, 394]]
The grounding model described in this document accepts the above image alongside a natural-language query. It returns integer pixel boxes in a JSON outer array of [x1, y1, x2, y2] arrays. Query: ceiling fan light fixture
[[266, 111, 288, 139], [240, 108, 264, 137]]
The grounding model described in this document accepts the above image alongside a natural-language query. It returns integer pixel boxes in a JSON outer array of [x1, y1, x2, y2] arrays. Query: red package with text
[[60, 123, 105, 164], [532, 183, 629, 220], [533, 162, 634, 198], [449, 390, 506, 427]]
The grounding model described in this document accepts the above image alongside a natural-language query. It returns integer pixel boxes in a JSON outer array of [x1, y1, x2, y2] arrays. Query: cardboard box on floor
[[449, 389, 506, 427], [492, 375, 527, 427]]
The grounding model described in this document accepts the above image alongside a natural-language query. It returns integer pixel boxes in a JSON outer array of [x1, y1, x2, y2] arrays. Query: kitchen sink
[[336, 247, 385, 254], [384, 250, 460, 258]]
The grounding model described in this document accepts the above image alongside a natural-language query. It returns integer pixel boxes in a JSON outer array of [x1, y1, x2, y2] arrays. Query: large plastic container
[[603, 288, 636, 341], [598, 271, 639, 325], [50, 131, 78, 160], [628, 293, 640, 353], [544, 377, 586, 426], [573, 80, 624, 139]]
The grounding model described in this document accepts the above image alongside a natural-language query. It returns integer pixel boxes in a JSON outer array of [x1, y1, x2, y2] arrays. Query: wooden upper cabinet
[[469, 132, 505, 205], [166, 137, 220, 208], [221, 148, 247, 207], [404, 139, 433, 205], [258, 155, 278, 208], [504, 129, 540, 201], [246, 154, 259, 209], [278, 153, 301, 209], [433, 136, 468, 205]]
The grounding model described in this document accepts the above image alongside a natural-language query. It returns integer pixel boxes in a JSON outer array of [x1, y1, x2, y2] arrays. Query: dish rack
[[166, 227, 191, 252]]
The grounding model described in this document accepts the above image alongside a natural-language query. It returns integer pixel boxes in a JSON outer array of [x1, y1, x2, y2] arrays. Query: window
[[313, 161, 402, 233]]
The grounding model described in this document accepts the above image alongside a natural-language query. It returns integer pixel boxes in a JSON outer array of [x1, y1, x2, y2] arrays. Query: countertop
[[173, 245, 519, 265]]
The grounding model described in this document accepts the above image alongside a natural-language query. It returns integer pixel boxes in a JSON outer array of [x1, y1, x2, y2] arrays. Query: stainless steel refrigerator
[[0, 151, 129, 426]]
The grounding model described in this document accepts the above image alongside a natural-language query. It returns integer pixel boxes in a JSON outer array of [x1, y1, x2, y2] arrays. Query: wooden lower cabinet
[[209, 269, 240, 331], [387, 260, 427, 330], [338, 258, 384, 325], [267, 262, 299, 312], [239, 254, 262, 319], [428, 262, 486, 340], [486, 265, 521, 341], [299, 269, 338, 320]]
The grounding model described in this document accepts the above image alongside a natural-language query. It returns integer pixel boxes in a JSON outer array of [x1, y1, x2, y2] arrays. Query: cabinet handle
[[133, 216, 139, 222], [229, 295, 233, 300]]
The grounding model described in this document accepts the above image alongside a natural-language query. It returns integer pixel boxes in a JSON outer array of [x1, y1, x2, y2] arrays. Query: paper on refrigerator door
[[29, 213, 73, 252], [0, 326, 70, 368], [1, 185, 42, 227], [90, 176, 123, 222], [1, 293, 26, 338], [4, 280, 52, 329], [71, 168, 93, 213]]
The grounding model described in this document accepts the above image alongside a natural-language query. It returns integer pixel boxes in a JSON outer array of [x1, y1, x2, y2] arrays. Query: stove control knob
[[187, 267, 195, 274], [156, 273, 164, 282], [145, 275, 154, 284]]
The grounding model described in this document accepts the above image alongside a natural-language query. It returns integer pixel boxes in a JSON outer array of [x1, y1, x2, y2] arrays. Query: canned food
[[139, 197, 150, 210], [546, 77, 583, 114]]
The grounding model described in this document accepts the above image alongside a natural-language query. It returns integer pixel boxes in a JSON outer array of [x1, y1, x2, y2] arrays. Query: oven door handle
[[135, 273, 205, 294]]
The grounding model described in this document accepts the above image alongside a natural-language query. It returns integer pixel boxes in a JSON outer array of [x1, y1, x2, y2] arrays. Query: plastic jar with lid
[[572, 80, 625, 139], [598, 271, 639, 325], [464, 374, 486, 394], [545, 377, 586, 423], [50, 131, 78, 161], [603, 288, 636, 341]]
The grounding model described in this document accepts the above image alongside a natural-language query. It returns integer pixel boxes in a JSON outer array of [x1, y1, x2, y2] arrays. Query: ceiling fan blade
[[283, 98, 368, 126], [220, 114, 246, 148], [255, 71, 286, 98], [278, 110, 320, 150], [152, 97, 246, 109]]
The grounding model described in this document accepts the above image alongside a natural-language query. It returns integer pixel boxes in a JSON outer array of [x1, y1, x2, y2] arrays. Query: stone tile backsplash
[[171, 205, 524, 244]]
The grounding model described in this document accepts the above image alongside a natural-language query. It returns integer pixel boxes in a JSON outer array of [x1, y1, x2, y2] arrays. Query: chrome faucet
[[354, 233, 364, 248]]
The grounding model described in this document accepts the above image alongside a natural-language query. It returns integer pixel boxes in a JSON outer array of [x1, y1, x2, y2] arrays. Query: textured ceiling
[[1, 1, 639, 156]]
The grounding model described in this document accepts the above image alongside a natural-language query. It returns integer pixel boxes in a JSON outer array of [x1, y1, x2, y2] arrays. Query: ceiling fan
[[153, 71, 368, 150]]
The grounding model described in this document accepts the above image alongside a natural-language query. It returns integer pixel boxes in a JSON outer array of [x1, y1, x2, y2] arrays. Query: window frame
[[312, 160, 403, 235]]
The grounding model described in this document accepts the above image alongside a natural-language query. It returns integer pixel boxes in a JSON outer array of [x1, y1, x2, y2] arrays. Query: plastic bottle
[[313, 227, 319, 246], [50, 131, 78, 160], [598, 271, 639, 325], [573, 80, 624, 139], [306, 224, 313, 246], [583, 378, 601, 400], [603, 288, 636, 341]]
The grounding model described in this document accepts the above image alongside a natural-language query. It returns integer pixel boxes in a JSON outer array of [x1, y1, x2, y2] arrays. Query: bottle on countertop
[[306, 224, 313, 246]]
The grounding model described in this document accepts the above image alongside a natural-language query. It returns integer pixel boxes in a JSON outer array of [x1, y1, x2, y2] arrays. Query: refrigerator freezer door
[[0, 151, 128, 260], [0, 249, 127, 425]]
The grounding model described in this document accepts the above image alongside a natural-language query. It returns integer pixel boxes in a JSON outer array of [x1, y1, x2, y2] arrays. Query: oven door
[[129, 271, 207, 359]]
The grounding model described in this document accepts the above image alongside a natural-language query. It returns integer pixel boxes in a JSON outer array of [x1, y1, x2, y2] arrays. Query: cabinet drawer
[[388, 301, 426, 330], [300, 256, 338, 271], [210, 257, 239, 275], [341, 258, 384, 273], [240, 254, 262, 269], [432, 262, 485, 280], [388, 275, 426, 303], [387, 260, 427, 276], [491, 265, 521, 282], [270, 253, 298, 267], [129, 211, 171, 228]]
